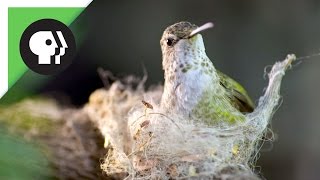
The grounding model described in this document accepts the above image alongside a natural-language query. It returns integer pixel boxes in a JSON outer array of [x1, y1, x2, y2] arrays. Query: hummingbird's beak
[[188, 22, 214, 38]]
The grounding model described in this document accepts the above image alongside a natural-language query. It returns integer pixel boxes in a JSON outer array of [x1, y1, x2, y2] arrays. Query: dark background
[[3, 0, 320, 179]]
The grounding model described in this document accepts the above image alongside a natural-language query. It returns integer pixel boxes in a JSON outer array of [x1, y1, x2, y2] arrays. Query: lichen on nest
[[0, 98, 107, 179]]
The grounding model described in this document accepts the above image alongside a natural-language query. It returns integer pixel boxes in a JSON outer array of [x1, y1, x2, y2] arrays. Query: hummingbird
[[160, 21, 254, 126]]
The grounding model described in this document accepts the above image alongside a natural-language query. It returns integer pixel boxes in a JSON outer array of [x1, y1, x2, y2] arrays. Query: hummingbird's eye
[[166, 38, 175, 47]]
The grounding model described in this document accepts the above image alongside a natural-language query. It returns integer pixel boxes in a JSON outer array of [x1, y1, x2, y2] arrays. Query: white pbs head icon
[[20, 19, 76, 75], [29, 31, 68, 65]]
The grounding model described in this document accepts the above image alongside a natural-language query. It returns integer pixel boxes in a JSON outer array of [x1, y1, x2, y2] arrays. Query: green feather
[[217, 70, 255, 113], [192, 70, 255, 125]]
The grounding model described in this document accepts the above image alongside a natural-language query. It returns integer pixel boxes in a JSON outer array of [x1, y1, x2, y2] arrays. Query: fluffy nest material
[[0, 54, 296, 179]]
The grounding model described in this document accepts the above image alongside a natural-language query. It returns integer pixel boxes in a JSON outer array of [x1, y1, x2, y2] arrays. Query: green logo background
[[8, 7, 83, 88]]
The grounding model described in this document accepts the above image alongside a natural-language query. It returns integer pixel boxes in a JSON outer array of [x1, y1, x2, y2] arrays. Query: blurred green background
[[2, 0, 320, 179]]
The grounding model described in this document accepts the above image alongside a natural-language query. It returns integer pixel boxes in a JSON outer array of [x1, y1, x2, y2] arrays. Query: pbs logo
[[20, 19, 76, 75]]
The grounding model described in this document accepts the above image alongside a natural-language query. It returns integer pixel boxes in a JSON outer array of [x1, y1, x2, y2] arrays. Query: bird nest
[[84, 54, 296, 179]]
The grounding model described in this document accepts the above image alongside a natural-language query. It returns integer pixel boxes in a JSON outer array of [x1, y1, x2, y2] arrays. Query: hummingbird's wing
[[217, 70, 255, 113]]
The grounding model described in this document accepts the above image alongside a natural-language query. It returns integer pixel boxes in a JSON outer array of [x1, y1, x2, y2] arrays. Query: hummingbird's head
[[160, 21, 214, 70]]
